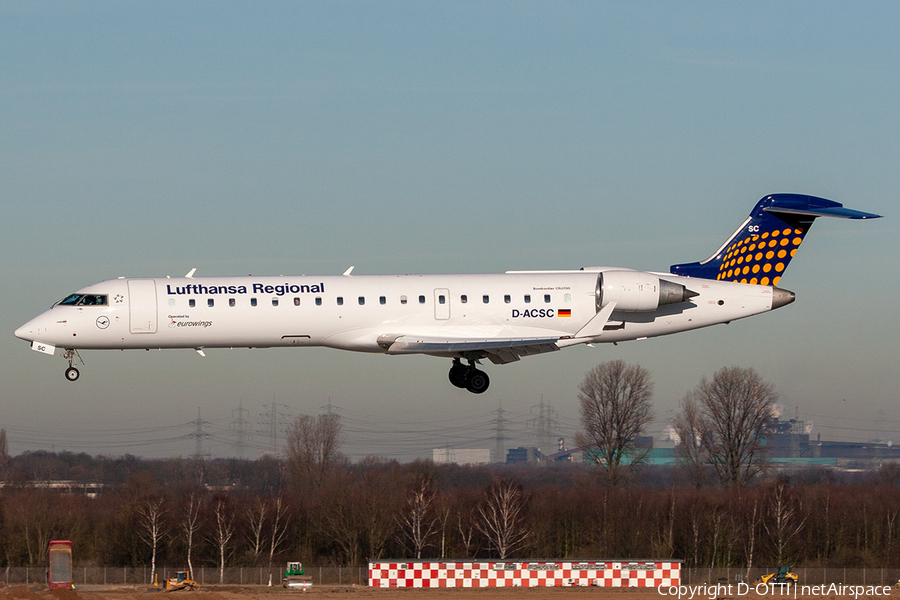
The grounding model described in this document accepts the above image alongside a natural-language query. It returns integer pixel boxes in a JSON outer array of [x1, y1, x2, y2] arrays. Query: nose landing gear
[[62, 348, 82, 382], [448, 358, 490, 394]]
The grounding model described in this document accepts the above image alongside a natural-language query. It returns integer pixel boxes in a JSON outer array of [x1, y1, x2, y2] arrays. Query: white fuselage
[[15, 268, 779, 355]]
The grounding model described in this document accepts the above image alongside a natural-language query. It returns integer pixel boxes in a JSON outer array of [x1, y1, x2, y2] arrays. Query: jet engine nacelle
[[599, 270, 696, 312]]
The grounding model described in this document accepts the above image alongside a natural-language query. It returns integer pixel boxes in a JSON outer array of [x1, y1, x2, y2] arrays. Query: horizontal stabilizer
[[764, 205, 881, 220]]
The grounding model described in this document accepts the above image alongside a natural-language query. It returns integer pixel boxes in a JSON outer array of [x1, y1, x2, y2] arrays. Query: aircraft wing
[[377, 334, 562, 364]]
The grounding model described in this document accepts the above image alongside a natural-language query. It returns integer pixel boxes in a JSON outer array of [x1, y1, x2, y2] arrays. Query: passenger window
[[400, 295, 408, 305], [272, 298, 279, 306], [294, 297, 301, 306], [524, 295, 531, 303], [544, 294, 551, 303], [483, 295, 489, 304], [418, 295, 425, 304], [315, 297, 322, 306], [439, 295, 446, 305], [208, 299, 214, 308], [380, 296, 386, 305], [460, 295, 467, 304], [337, 297, 344, 306], [251, 298, 257, 307], [565, 293, 572, 303], [229, 298, 236, 307], [359, 297, 365, 305], [504, 294, 511, 304], [189, 299, 196, 308], [168, 299, 176, 309]]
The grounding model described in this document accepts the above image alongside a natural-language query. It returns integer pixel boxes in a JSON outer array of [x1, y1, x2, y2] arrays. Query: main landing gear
[[62, 348, 82, 382], [448, 358, 490, 394]]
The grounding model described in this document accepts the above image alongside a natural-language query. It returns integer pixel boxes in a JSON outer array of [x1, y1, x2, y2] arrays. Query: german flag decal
[[558, 309, 572, 317]]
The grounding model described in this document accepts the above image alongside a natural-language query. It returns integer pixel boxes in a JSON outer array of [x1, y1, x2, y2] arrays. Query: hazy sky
[[2, 1, 897, 461]]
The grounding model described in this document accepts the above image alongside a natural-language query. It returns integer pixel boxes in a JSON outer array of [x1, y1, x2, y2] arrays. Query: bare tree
[[0, 428, 9, 476], [575, 360, 654, 486], [764, 484, 806, 565], [267, 495, 290, 569], [476, 478, 531, 560], [672, 396, 713, 487], [245, 497, 268, 565], [358, 458, 403, 561], [285, 413, 344, 490], [675, 366, 777, 487], [180, 492, 202, 578], [744, 496, 761, 580], [456, 504, 478, 559], [398, 474, 439, 559], [317, 473, 363, 565], [209, 496, 235, 583], [137, 497, 168, 584]]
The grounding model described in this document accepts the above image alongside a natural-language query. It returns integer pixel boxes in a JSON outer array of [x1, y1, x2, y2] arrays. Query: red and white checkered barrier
[[369, 560, 681, 588]]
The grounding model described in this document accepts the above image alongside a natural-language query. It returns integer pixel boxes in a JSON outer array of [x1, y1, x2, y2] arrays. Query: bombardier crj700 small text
[[16, 194, 880, 393]]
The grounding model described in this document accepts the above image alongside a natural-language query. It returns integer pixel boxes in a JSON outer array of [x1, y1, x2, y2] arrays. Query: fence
[[683, 567, 900, 587], [3, 565, 899, 588], [1, 566, 367, 587]]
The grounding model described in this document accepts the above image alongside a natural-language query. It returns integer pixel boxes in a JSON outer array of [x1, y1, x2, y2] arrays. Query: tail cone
[[772, 287, 795, 310]]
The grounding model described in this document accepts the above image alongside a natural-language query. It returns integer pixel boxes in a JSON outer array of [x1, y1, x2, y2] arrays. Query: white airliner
[[15, 194, 880, 393]]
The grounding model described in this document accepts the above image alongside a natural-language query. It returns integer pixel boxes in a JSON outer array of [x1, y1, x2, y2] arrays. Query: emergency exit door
[[434, 288, 450, 320]]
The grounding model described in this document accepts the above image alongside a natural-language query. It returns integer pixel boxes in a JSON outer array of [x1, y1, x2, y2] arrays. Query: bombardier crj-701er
[[15, 194, 880, 393]]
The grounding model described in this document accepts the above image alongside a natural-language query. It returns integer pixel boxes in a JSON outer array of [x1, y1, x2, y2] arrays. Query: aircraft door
[[128, 279, 158, 333], [434, 288, 450, 320]]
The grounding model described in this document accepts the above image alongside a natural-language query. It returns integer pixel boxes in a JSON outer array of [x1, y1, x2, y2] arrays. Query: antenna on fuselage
[[185, 268, 196, 278]]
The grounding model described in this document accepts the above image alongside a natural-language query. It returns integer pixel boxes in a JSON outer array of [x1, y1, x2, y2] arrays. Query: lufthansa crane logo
[[96, 316, 110, 329]]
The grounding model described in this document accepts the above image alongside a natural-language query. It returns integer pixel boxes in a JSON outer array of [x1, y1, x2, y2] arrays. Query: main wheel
[[449, 363, 468, 388], [465, 369, 490, 394], [65, 367, 80, 381]]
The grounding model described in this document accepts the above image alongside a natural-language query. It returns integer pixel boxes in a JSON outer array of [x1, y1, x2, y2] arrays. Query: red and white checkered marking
[[369, 560, 681, 588]]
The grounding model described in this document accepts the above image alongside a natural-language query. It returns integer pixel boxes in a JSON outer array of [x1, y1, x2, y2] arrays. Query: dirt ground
[[0, 584, 894, 600]]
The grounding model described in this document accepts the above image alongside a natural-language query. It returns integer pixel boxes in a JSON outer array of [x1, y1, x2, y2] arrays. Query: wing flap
[[378, 334, 562, 365]]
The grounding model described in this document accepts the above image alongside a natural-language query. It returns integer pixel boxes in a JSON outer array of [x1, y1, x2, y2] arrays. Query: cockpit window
[[57, 294, 108, 306]]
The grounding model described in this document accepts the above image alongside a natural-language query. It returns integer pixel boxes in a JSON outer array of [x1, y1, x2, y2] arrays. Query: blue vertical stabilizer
[[670, 194, 880, 284]]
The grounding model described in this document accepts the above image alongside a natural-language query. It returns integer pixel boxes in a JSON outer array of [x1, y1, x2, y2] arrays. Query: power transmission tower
[[320, 397, 341, 415], [260, 398, 293, 455], [188, 407, 212, 460], [229, 400, 253, 458], [492, 400, 508, 463], [527, 395, 558, 455]]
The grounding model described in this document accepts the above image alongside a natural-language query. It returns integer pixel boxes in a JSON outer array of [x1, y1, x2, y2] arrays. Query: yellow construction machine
[[760, 565, 798, 588], [165, 571, 198, 591]]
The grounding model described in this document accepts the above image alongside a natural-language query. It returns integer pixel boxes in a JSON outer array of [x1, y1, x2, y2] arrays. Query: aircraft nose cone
[[14, 322, 33, 341], [771, 286, 795, 310]]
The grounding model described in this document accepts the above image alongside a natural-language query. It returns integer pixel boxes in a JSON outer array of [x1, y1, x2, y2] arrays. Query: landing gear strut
[[448, 358, 490, 394], [62, 348, 81, 382]]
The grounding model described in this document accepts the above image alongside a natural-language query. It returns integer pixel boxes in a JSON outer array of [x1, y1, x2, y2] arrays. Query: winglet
[[343, 266, 355, 276], [185, 268, 197, 278]]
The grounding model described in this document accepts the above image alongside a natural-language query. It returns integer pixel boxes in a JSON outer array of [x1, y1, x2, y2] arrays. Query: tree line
[[4, 446, 900, 569], [1, 362, 897, 570]]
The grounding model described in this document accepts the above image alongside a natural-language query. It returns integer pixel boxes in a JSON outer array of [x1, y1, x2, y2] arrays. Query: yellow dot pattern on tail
[[716, 227, 806, 285]]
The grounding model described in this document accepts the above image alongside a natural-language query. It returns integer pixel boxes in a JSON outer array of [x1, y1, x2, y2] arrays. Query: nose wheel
[[448, 358, 490, 394], [61, 348, 83, 382]]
